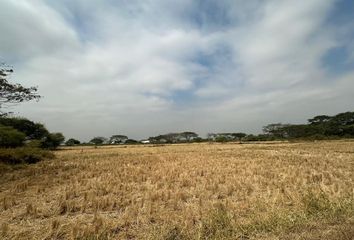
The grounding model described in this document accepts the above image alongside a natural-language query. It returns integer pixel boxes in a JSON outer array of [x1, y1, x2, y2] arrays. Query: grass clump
[[200, 204, 235, 239], [163, 226, 187, 240], [302, 190, 354, 219], [302, 191, 333, 216]]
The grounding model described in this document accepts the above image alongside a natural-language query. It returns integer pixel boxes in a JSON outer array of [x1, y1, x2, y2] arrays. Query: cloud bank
[[1, 0, 353, 140]]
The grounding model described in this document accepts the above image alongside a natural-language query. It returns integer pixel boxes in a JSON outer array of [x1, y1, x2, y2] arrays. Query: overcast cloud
[[1, 0, 354, 141]]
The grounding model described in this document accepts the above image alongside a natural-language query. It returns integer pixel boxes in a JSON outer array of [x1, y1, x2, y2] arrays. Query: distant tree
[[125, 139, 139, 144], [331, 112, 354, 126], [193, 137, 204, 142], [281, 124, 320, 139], [244, 134, 258, 141], [164, 133, 180, 143], [215, 135, 228, 142], [342, 125, 354, 137], [181, 132, 198, 141], [41, 133, 65, 149], [149, 134, 168, 143], [308, 115, 332, 125], [89, 137, 107, 145], [207, 133, 217, 141], [0, 125, 26, 147], [263, 123, 290, 138], [231, 132, 247, 143], [324, 112, 354, 136], [0, 64, 40, 116], [65, 138, 80, 146], [110, 135, 128, 144]]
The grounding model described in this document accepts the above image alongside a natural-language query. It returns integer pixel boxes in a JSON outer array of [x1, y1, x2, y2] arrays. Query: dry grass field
[[0, 141, 353, 239]]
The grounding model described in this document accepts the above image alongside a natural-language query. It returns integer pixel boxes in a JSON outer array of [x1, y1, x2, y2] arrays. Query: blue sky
[[0, 0, 354, 140]]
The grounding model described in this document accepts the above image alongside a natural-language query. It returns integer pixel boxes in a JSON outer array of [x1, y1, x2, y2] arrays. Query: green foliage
[[125, 139, 139, 144], [109, 135, 128, 144], [90, 137, 106, 145], [0, 117, 65, 149], [41, 132, 65, 149], [282, 124, 320, 139], [231, 132, 246, 139], [0, 125, 26, 147], [244, 134, 276, 141], [0, 117, 49, 140], [215, 136, 228, 142], [193, 137, 204, 142], [262, 123, 290, 138], [0, 147, 54, 164], [308, 115, 332, 125], [261, 112, 354, 140], [65, 138, 81, 146], [180, 131, 198, 141]]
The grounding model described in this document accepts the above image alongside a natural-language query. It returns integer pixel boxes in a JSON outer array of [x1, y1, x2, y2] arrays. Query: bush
[[193, 137, 205, 142], [0, 125, 26, 147], [41, 133, 65, 149], [0, 117, 48, 140], [0, 117, 66, 150], [65, 138, 80, 146], [0, 147, 54, 164], [215, 136, 228, 142]]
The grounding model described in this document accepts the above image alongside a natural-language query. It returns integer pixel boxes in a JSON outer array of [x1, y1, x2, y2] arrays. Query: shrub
[[0, 117, 48, 140], [215, 136, 228, 142], [0, 125, 26, 147], [89, 137, 107, 145], [65, 138, 80, 146], [0, 147, 54, 164], [193, 137, 204, 143], [41, 133, 65, 149]]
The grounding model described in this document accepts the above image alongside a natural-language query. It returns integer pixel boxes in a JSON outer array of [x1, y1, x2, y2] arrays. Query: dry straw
[[0, 141, 353, 239]]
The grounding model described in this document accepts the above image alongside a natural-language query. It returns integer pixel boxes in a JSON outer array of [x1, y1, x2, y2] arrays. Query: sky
[[1, 0, 354, 141]]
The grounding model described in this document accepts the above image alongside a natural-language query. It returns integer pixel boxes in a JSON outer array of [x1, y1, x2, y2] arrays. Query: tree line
[[80, 111, 354, 146], [261, 112, 354, 140]]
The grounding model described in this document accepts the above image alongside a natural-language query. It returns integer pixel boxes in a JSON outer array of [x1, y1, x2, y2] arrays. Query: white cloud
[[1, 0, 353, 140], [0, 0, 79, 61]]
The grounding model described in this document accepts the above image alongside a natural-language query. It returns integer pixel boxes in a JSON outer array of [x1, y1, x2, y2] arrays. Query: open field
[[0, 141, 353, 239]]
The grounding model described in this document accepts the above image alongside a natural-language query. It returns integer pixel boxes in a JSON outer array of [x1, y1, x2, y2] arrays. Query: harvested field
[[0, 141, 353, 239]]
